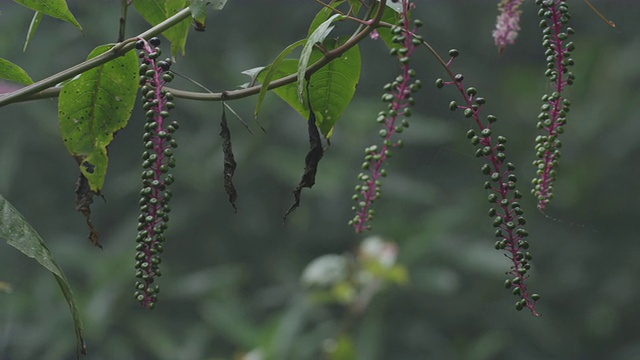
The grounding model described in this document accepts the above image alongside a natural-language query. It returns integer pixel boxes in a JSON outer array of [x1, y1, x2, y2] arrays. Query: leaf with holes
[[0, 193, 86, 356], [258, 38, 361, 138], [58, 44, 138, 192], [12, 0, 81, 30]]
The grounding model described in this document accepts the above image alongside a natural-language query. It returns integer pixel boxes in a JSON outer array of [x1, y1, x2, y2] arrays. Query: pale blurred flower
[[358, 236, 398, 268], [301, 254, 348, 287], [240, 348, 263, 360], [0, 81, 21, 94]]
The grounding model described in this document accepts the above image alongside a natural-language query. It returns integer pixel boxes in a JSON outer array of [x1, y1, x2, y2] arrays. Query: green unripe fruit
[[162, 73, 174, 82]]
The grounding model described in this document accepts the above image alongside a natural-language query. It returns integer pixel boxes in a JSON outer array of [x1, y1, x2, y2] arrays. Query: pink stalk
[[351, 0, 420, 233], [532, 0, 575, 210]]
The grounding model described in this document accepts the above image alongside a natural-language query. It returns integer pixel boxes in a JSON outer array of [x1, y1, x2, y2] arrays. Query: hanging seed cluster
[[532, 0, 575, 210], [133, 37, 179, 309], [436, 49, 540, 316], [349, 9, 423, 233]]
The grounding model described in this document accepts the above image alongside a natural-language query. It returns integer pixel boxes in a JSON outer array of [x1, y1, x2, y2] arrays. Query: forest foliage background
[[1, 1, 639, 359]]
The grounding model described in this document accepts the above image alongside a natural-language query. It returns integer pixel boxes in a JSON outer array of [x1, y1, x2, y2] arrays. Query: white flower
[[359, 236, 398, 268], [300, 254, 348, 287]]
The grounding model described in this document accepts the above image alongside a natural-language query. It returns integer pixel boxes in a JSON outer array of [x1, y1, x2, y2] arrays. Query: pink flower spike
[[369, 29, 380, 40], [492, 0, 525, 52]]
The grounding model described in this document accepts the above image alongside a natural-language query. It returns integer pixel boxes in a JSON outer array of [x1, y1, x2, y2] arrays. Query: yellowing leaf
[[58, 45, 139, 191]]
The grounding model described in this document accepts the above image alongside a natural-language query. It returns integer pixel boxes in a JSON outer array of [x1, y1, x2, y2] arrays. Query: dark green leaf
[[0, 194, 86, 356], [58, 45, 139, 192], [12, 0, 82, 30], [0, 58, 33, 85], [134, 0, 190, 57], [259, 38, 361, 138], [23, 11, 44, 52]]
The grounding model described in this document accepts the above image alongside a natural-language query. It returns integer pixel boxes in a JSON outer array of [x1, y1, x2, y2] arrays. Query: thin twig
[[1, 2, 388, 107], [0, 8, 192, 107], [118, 0, 131, 42]]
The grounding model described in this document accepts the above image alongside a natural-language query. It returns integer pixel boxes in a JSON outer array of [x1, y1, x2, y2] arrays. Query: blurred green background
[[1, 1, 639, 359]]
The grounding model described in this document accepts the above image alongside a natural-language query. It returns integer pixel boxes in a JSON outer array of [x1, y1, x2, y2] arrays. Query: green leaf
[[378, 0, 402, 13], [0, 194, 86, 355], [387, 265, 409, 285], [240, 66, 266, 88], [0, 58, 33, 85], [329, 334, 356, 360], [253, 39, 306, 118], [12, 0, 82, 30], [58, 45, 139, 192], [166, 0, 191, 56], [298, 13, 343, 102], [347, 0, 363, 15], [189, 0, 208, 29], [134, 0, 190, 57], [307, 0, 346, 38], [371, 2, 402, 49], [189, 0, 228, 28], [23, 11, 44, 52], [259, 38, 361, 138]]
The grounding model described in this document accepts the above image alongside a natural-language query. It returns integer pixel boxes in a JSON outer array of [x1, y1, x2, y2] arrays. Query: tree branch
[[1, 1, 387, 106], [0, 8, 192, 108]]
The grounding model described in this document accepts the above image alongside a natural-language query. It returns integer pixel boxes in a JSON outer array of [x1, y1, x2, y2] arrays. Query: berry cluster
[[133, 37, 179, 309], [436, 49, 540, 316], [531, 0, 575, 210], [349, 3, 422, 233]]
